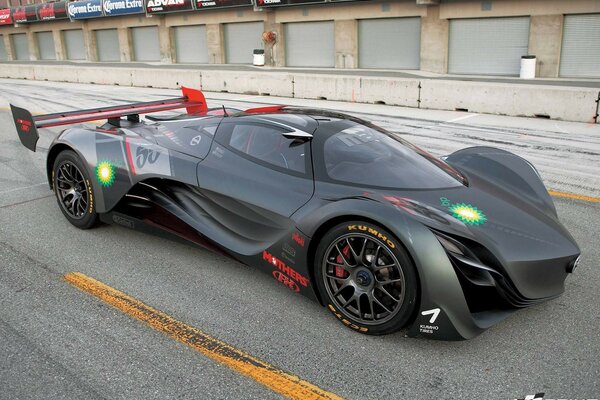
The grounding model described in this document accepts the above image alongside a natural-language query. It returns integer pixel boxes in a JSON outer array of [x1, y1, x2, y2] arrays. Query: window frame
[[215, 120, 313, 179]]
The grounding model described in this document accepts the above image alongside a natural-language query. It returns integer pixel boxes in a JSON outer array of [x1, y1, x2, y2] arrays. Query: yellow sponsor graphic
[[327, 304, 368, 333], [87, 179, 94, 213], [65, 272, 343, 400], [347, 225, 396, 249]]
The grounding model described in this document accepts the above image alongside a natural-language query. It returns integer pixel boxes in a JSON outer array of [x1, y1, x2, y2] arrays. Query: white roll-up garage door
[[63, 30, 86, 60], [36, 31, 56, 60], [285, 21, 334, 68], [449, 17, 530, 75], [12, 33, 29, 61], [131, 26, 160, 62], [0, 35, 8, 61], [358, 18, 421, 69], [224, 22, 263, 64], [174, 25, 208, 64], [96, 29, 120, 62], [560, 14, 600, 78]]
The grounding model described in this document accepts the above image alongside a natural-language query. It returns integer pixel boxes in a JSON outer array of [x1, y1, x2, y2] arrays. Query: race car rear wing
[[10, 86, 208, 152]]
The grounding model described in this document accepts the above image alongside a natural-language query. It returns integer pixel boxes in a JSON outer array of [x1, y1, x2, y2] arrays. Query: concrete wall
[[528, 15, 564, 78], [334, 20, 357, 69], [1, 0, 599, 77], [419, 79, 599, 123], [420, 5, 448, 74], [1, 63, 597, 123]]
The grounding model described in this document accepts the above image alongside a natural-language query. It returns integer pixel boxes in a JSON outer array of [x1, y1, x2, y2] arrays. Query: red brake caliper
[[335, 245, 351, 278]]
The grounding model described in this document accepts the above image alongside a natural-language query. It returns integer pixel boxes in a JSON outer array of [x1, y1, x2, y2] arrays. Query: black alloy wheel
[[315, 222, 417, 335], [53, 150, 99, 229]]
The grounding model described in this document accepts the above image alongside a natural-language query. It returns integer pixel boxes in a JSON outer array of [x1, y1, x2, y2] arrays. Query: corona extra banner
[[68, 0, 104, 19], [103, 0, 144, 16]]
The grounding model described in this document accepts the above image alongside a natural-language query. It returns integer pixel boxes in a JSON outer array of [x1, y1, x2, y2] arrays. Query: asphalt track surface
[[0, 79, 598, 400]]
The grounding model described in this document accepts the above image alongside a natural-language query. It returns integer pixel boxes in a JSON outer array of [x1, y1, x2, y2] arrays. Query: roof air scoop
[[255, 117, 313, 140], [282, 128, 313, 140]]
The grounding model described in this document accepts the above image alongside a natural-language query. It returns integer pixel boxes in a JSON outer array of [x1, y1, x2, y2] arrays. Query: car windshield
[[323, 122, 465, 189]]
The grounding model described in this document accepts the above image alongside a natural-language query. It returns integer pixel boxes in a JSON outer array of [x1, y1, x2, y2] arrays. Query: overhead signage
[[256, 0, 325, 6], [12, 5, 38, 23], [38, 1, 69, 21], [194, 0, 252, 10], [256, 0, 366, 5], [0, 8, 12, 25], [146, 0, 194, 14], [68, 0, 104, 19], [103, 0, 144, 16]]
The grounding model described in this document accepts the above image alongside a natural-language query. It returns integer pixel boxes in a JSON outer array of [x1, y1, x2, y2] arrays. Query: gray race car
[[11, 87, 581, 340]]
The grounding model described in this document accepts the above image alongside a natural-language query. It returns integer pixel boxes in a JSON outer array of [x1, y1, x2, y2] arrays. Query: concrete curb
[[0, 64, 597, 123]]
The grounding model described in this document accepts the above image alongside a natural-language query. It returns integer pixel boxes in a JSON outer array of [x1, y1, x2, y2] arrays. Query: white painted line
[[446, 113, 479, 123], [554, 123, 569, 134], [0, 182, 47, 195]]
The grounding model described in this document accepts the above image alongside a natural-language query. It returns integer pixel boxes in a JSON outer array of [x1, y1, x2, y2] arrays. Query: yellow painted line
[[549, 190, 600, 204], [64, 272, 343, 400]]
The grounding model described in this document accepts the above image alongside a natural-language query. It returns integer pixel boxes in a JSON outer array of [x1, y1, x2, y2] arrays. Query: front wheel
[[315, 221, 418, 335], [52, 150, 99, 229]]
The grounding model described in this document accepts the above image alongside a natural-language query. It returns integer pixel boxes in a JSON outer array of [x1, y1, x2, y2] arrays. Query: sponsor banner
[[68, 0, 103, 19], [257, 0, 366, 5], [256, 0, 325, 7], [38, 1, 69, 21], [146, 0, 194, 14], [103, 0, 144, 16], [194, 0, 252, 10], [11, 5, 38, 23], [0, 8, 12, 25]]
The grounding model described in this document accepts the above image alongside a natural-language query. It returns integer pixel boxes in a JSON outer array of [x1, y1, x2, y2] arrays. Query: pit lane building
[[0, 0, 598, 78]]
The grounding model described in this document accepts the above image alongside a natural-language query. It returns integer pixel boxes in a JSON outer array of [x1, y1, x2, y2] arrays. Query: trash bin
[[253, 49, 265, 66], [520, 55, 536, 79]]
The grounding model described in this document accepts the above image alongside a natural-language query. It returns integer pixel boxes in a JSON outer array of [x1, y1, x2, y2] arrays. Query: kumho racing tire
[[315, 221, 418, 335], [52, 150, 99, 229]]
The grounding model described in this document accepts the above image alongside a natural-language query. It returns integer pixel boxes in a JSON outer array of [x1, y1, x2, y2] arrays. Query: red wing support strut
[[10, 86, 208, 152]]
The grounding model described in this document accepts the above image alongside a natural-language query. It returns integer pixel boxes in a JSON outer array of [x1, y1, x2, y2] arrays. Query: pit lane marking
[[0, 182, 47, 195], [64, 272, 344, 400], [445, 113, 479, 123], [0, 194, 54, 208], [549, 190, 600, 204]]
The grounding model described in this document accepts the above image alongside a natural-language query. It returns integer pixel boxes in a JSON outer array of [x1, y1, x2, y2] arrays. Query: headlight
[[433, 231, 496, 287], [567, 255, 581, 273], [434, 232, 465, 256]]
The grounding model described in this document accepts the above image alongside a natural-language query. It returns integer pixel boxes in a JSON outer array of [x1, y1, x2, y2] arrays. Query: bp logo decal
[[440, 197, 487, 226], [449, 203, 487, 225], [96, 160, 116, 187]]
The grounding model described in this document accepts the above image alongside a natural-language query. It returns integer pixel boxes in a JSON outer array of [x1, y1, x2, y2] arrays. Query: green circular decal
[[96, 160, 116, 187], [448, 203, 487, 226]]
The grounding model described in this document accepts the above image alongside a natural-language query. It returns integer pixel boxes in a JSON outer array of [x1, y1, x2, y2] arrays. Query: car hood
[[376, 174, 580, 299]]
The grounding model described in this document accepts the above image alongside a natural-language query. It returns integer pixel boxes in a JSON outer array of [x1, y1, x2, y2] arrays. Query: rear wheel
[[53, 150, 99, 229], [315, 221, 418, 335]]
